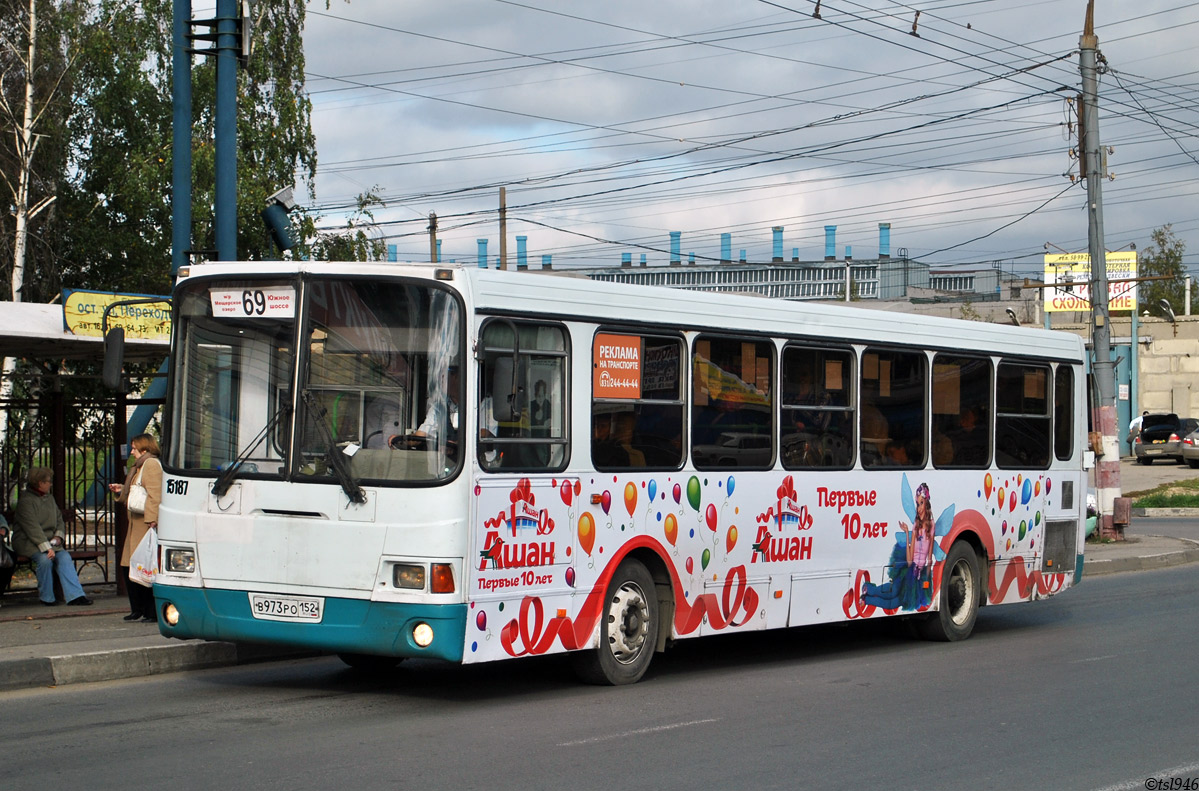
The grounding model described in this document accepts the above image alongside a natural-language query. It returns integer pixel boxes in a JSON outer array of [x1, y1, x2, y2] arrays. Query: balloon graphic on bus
[[578, 512, 596, 556]]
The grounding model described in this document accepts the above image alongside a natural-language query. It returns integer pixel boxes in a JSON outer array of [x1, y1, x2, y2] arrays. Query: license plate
[[248, 593, 324, 623]]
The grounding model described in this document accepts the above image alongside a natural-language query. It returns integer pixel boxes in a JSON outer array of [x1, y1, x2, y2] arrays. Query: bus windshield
[[169, 276, 464, 484]]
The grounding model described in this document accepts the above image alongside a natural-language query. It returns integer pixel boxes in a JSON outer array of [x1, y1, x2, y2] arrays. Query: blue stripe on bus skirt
[[154, 584, 467, 663]]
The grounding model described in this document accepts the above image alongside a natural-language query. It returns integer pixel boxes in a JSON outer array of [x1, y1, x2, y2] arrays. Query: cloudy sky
[[296, 0, 1198, 275]]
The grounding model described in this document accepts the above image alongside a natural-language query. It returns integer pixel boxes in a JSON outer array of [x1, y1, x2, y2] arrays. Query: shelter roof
[[0, 302, 169, 362]]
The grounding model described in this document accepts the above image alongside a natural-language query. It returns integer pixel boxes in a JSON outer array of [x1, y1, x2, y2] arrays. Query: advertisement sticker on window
[[593, 333, 641, 399]]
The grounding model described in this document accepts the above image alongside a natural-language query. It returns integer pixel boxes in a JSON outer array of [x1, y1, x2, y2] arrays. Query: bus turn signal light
[[430, 563, 455, 594]]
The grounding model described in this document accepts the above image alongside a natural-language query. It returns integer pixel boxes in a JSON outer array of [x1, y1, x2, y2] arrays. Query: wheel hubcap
[[607, 581, 651, 664], [946, 558, 974, 626]]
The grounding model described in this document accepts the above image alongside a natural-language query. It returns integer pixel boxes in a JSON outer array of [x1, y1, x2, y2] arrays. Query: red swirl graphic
[[499, 536, 761, 657], [840, 569, 901, 619], [841, 509, 1068, 618], [943, 510, 1067, 601]]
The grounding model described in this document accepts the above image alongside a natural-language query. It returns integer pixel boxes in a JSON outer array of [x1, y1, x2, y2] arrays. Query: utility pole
[[1080, 0, 1122, 539], [214, 0, 238, 261], [499, 187, 508, 270], [171, 0, 192, 277], [428, 212, 438, 263]]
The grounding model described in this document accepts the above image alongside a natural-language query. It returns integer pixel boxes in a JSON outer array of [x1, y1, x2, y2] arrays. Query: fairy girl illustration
[[862, 476, 952, 611]]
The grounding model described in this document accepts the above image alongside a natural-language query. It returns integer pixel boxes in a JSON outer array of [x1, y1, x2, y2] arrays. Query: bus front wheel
[[573, 558, 659, 685], [917, 541, 980, 642]]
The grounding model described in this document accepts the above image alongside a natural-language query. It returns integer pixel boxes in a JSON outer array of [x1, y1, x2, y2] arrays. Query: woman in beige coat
[[109, 433, 163, 622]]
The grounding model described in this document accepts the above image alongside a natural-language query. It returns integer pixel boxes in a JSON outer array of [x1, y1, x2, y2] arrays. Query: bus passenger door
[[467, 475, 578, 662]]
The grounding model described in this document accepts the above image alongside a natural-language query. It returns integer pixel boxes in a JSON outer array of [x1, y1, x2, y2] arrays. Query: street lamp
[[262, 186, 298, 253], [1005, 308, 1020, 326], [1158, 298, 1176, 323]]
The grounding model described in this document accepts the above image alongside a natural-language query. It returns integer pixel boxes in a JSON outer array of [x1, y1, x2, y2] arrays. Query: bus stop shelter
[[0, 300, 169, 590]]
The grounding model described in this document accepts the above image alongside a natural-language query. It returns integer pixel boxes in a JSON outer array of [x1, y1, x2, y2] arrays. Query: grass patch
[[1133, 493, 1199, 508], [1128, 476, 1199, 507]]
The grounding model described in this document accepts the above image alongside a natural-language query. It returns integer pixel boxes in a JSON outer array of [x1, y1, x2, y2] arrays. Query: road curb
[[1132, 507, 1199, 517], [0, 641, 319, 692], [1083, 536, 1199, 577]]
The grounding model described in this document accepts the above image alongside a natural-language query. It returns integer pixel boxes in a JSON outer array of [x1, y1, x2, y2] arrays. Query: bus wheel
[[917, 541, 980, 642], [338, 653, 404, 672], [573, 559, 659, 685]]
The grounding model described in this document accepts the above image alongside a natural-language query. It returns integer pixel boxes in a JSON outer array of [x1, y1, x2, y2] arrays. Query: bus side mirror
[[102, 327, 126, 390]]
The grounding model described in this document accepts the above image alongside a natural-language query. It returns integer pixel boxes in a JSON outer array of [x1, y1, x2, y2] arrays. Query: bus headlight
[[164, 603, 180, 626], [165, 549, 196, 574], [392, 564, 426, 590], [412, 622, 434, 647]]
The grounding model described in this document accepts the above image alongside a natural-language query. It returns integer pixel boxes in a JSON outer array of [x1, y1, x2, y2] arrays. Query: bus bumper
[[154, 584, 467, 663]]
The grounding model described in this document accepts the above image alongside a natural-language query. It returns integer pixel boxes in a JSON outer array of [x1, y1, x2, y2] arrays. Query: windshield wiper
[[301, 390, 367, 504], [211, 405, 291, 498]]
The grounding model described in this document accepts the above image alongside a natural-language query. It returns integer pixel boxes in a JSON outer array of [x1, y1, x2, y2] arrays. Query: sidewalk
[[3, 533, 1198, 693], [0, 583, 314, 692]]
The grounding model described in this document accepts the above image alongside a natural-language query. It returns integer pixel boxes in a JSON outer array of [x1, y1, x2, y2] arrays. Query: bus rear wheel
[[573, 558, 659, 685], [917, 541, 980, 642], [338, 653, 404, 672]]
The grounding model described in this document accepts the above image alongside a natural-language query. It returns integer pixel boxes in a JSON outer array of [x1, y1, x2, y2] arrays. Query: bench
[[12, 549, 105, 601]]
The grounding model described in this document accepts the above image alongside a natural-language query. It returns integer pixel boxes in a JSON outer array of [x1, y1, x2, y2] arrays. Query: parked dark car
[[1132, 413, 1185, 464]]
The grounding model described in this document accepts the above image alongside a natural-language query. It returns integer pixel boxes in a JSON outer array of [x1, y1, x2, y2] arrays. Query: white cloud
[[303, 0, 1199, 271]]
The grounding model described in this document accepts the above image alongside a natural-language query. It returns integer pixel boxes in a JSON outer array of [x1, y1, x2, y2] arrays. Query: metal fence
[[2, 388, 121, 587]]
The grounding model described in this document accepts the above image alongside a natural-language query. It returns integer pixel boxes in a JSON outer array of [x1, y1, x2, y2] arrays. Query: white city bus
[[153, 262, 1087, 684]]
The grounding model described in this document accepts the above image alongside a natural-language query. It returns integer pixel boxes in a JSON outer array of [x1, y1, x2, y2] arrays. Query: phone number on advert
[[1146, 778, 1199, 790]]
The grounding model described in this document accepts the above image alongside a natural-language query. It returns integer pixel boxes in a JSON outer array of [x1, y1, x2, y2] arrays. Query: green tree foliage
[[1137, 225, 1188, 317], [57, 0, 174, 296], [0, 0, 84, 304], [190, 0, 318, 261], [296, 189, 387, 262]]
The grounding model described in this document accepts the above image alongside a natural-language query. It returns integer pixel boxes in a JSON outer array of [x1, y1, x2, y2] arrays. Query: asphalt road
[[5, 563, 1198, 791], [1116, 455, 1199, 494]]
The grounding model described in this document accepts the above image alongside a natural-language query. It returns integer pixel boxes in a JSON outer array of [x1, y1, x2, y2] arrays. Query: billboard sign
[[1043, 252, 1137, 312]]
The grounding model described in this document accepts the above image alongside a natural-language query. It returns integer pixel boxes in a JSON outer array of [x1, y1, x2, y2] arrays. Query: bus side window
[[931, 355, 992, 469], [592, 333, 685, 472], [1054, 365, 1074, 461], [691, 336, 774, 471], [861, 349, 926, 469], [781, 345, 855, 470], [478, 320, 568, 472], [996, 362, 1051, 469]]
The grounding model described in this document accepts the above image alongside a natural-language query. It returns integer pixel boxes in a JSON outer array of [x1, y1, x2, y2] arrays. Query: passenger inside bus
[[951, 406, 987, 466], [614, 412, 646, 467], [592, 414, 628, 467]]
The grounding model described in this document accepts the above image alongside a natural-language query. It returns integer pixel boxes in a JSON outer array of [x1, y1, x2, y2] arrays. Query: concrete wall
[[1054, 315, 1199, 417]]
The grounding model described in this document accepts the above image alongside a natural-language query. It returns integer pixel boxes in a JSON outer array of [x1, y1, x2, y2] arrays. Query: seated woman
[[11, 468, 91, 607]]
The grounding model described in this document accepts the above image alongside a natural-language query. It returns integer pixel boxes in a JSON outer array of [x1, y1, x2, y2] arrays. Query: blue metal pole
[[1129, 309, 1139, 455], [171, 0, 192, 277], [214, 0, 238, 261]]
